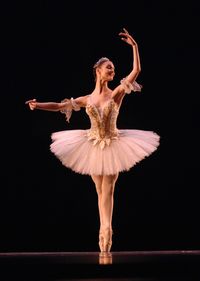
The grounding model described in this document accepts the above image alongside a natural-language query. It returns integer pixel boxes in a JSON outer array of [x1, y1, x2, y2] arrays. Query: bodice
[[60, 79, 142, 149], [86, 99, 119, 149]]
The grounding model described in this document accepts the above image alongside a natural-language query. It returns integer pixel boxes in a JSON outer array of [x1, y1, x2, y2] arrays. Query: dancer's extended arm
[[25, 95, 88, 122]]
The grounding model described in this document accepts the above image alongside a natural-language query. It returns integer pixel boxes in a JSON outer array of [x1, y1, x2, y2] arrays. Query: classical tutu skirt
[[50, 129, 160, 176]]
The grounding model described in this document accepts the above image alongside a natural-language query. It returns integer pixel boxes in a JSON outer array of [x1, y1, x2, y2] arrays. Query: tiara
[[93, 57, 109, 68]]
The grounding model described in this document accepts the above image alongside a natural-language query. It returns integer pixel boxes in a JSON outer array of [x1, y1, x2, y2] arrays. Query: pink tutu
[[50, 129, 160, 176]]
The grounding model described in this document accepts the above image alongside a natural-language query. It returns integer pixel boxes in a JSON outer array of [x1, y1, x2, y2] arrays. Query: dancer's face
[[98, 61, 115, 81]]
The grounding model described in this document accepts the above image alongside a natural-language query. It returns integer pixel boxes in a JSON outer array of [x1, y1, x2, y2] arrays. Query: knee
[[103, 183, 115, 198], [91, 175, 103, 196], [96, 186, 103, 197], [108, 185, 115, 196]]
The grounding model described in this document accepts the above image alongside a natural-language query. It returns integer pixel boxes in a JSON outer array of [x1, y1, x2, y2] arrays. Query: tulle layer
[[50, 129, 160, 176]]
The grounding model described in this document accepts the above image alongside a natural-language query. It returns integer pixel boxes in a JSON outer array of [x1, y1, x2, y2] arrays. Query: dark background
[[1, 0, 199, 252]]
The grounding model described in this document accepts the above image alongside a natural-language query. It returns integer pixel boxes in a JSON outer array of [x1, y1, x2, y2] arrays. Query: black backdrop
[[1, 0, 199, 252]]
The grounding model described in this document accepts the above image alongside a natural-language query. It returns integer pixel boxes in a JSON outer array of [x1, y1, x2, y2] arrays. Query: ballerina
[[26, 28, 160, 255]]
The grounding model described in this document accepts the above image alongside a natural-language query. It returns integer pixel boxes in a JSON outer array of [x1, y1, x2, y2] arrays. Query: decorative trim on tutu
[[87, 133, 118, 150]]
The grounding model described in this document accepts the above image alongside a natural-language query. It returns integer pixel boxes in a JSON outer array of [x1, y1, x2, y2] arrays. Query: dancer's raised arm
[[112, 28, 142, 100], [120, 28, 141, 82]]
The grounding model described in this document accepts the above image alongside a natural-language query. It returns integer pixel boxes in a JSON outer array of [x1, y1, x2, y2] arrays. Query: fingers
[[25, 99, 36, 104], [123, 27, 129, 34], [119, 32, 131, 38], [119, 33, 132, 43], [118, 32, 128, 40], [30, 102, 36, 110], [25, 99, 36, 110], [119, 27, 129, 37], [119, 29, 136, 46]]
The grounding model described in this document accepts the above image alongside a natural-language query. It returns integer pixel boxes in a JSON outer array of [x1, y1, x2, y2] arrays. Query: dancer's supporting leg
[[91, 173, 118, 252]]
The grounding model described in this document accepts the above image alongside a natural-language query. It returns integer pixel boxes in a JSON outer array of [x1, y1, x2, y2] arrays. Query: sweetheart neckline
[[87, 99, 117, 119], [87, 98, 116, 111], [94, 100, 113, 111]]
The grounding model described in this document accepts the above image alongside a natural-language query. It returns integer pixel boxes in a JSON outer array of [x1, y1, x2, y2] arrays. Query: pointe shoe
[[99, 230, 104, 252], [101, 228, 113, 253]]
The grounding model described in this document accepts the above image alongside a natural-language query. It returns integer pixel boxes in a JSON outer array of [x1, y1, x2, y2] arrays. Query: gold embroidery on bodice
[[86, 99, 119, 149]]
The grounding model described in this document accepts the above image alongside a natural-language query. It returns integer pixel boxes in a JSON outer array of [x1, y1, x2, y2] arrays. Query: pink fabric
[[50, 129, 160, 176]]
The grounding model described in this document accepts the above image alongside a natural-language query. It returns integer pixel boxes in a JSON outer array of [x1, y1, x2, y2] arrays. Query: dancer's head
[[93, 57, 115, 82]]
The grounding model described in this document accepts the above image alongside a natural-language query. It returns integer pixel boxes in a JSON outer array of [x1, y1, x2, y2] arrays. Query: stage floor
[[0, 250, 200, 280]]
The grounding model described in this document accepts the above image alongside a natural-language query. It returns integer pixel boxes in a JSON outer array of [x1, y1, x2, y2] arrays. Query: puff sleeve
[[60, 97, 81, 122], [120, 78, 142, 94]]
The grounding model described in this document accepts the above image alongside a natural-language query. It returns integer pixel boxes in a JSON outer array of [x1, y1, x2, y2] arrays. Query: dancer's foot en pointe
[[99, 229, 104, 253], [99, 227, 113, 256]]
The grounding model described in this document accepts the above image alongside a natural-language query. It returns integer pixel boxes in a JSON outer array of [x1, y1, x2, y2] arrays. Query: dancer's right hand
[[25, 99, 37, 110], [119, 28, 137, 47]]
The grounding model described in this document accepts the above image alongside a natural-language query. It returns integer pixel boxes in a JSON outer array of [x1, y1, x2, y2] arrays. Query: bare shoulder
[[74, 94, 90, 107]]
